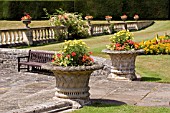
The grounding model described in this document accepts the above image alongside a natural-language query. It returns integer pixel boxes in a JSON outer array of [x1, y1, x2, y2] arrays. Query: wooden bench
[[18, 50, 54, 72]]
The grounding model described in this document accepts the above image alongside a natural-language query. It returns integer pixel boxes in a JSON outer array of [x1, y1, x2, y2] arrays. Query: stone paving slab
[[89, 76, 170, 108], [0, 69, 170, 112]]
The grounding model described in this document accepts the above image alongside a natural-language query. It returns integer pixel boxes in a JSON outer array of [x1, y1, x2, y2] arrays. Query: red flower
[[115, 43, 121, 47], [57, 54, 61, 58], [71, 52, 76, 56], [89, 51, 92, 55], [127, 40, 134, 45], [52, 59, 54, 62]]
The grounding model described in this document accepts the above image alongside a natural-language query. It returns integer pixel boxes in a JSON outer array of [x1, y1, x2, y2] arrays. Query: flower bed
[[139, 35, 170, 54]]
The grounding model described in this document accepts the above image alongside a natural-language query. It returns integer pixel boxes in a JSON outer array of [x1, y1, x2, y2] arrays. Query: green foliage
[[45, 8, 89, 38]]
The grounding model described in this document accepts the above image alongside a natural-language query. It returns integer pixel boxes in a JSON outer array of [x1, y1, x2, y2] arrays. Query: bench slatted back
[[29, 50, 54, 63]]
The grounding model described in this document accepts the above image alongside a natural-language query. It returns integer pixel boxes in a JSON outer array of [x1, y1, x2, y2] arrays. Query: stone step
[[7, 101, 72, 113]]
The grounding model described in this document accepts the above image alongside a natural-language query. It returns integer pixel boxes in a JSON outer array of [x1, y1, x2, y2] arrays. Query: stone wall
[[0, 48, 56, 72], [0, 48, 29, 71]]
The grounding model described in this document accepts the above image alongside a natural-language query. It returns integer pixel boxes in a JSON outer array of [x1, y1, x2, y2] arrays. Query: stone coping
[[102, 49, 144, 54], [42, 62, 104, 72]]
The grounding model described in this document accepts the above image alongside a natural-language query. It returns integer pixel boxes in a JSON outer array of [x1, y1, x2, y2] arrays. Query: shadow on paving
[[141, 77, 162, 82], [90, 99, 126, 107]]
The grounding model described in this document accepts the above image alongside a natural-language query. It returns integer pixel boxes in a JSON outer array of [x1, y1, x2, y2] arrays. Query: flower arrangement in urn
[[105, 15, 112, 23], [120, 14, 127, 22], [21, 13, 32, 28], [106, 30, 140, 51], [85, 15, 93, 20], [21, 13, 32, 21], [52, 40, 94, 66], [134, 14, 139, 21]]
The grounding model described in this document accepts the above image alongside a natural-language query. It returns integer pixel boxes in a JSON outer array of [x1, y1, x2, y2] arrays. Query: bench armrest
[[18, 56, 29, 63]]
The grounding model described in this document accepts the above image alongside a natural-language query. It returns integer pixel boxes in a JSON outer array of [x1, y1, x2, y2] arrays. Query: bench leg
[[18, 64, 21, 72], [27, 65, 30, 72]]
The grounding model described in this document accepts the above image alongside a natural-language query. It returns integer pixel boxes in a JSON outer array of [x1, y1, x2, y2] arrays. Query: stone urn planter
[[105, 16, 112, 23], [102, 49, 144, 81], [42, 62, 103, 107], [22, 20, 31, 28], [121, 14, 127, 22], [21, 13, 32, 28], [85, 16, 93, 25]]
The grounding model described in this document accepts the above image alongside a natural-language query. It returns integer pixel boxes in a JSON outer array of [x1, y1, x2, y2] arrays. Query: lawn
[[71, 103, 170, 113]]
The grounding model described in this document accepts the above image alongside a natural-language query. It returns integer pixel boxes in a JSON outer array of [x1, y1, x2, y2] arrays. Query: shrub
[[44, 8, 89, 39]]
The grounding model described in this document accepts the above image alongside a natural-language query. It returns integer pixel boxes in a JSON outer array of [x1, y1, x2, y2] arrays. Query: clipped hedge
[[0, 0, 169, 20]]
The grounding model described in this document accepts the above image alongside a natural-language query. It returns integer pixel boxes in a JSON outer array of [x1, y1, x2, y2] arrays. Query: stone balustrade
[[0, 21, 153, 47], [90, 23, 112, 36], [114, 21, 154, 31], [0, 26, 67, 47]]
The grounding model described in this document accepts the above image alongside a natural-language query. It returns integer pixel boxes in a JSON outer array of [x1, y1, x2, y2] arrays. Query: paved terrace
[[0, 59, 170, 113]]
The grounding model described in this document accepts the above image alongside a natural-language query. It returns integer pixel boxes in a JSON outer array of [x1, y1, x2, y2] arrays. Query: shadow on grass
[[141, 77, 161, 82], [89, 99, 126, 107]]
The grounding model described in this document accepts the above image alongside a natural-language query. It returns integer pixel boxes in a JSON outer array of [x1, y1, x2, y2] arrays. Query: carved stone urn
[[42, 63, 103, 108], [22, 20, 31, 28], [102, 49, 144, 81]]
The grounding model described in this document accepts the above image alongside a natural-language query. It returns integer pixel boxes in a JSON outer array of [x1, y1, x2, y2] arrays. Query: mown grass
[[71, 103, 170, 113]]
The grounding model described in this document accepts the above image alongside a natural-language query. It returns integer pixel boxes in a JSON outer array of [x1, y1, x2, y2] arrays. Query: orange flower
[[105, 16, 112, 19]]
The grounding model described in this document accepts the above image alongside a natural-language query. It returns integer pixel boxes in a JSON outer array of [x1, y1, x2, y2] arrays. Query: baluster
[[41, 29, 44, 40], [44, 29, 47, 40], [17, 31, 20, 43], [32, 30, 35, 41], [38, 29, 41, 41], [48, 28, 51, 39], [13, 31, 17, 44], [5, 31, 9, 44], [9, 31, 14, 44], [35, 29, 38, 41], [19, 31, 23, 43], [51, 28, 54, 39], [0, 32, 5, 45]]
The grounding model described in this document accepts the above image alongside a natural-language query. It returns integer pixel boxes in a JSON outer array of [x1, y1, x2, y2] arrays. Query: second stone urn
[[102, 49, 144, 81]]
